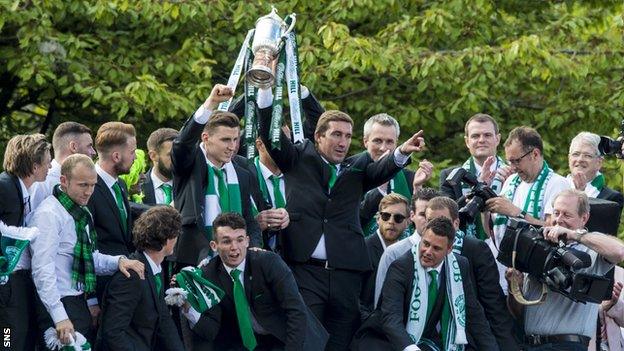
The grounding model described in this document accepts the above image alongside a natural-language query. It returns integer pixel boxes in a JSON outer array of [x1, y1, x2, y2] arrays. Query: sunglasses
[[379, 212, 407, 224]]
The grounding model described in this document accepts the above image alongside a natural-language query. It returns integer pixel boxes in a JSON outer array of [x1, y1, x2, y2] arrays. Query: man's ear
[[148, 150, 158, 163], [68, 140, 77, 153], [209, 240, 217, 251]]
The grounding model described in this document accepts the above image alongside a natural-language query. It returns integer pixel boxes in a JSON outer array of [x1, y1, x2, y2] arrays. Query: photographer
[[506, 189, 624, 351]]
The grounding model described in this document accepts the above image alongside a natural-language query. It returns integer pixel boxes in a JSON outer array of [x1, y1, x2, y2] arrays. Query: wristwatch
[[574, 229, 588, 242], [516, 210, 527, 219]]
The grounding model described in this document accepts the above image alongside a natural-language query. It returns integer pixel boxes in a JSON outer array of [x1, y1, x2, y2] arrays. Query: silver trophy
[[246, 7, 296, 89]]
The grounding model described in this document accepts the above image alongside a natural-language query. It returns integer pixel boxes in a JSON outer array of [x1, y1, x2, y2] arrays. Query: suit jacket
[[141, 168, 158, 206], [361, 233, 385, 316], [171, 116, 261, 266], [460, 237, 519, 350], [191, 250, 328, 351], [0, 172, 25, 226], [258, 107, 407, 272], [99, 251, 184, 351], [598, 186, 624, 212], [354, 251, 498, 351], [88, 175, 134, 256], [359, 169, 415, 230], [439, 165, 463, 201]]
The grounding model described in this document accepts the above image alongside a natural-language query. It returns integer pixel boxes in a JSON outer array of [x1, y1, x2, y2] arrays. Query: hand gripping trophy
[[217, 7, 304, 158]]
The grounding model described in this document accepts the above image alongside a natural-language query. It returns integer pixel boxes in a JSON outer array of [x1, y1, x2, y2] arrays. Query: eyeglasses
[[379, 212, 407, 224], [507, 149, 534, 165], [569, 152, 599, 160]]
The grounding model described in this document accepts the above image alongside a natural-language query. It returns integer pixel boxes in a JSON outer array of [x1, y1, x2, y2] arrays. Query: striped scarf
[[204, 162, 242, 240], [175, 266, 225, 313], [566, 172, 605, 198], [53, 185, 97, 294], [0, 222, 37, 285]]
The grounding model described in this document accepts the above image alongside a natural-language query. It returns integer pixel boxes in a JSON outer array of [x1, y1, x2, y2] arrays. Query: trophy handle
[[282, 14, 296, 39]]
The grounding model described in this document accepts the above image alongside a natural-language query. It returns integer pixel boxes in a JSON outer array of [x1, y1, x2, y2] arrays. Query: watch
[[575, 229, 588, 242], [516, 210, 527, 219]]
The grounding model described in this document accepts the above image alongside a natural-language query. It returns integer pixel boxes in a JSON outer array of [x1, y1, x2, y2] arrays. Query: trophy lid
[[256, 6, 284, 25]]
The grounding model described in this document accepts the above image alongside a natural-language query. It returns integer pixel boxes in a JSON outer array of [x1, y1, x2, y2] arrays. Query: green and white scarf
[[44, 327, 91, 351], [492, 161, 554, 245], [407, 242, 466, 351], [461, 157, 506, 240], [174, 266, 225, 313], [204, 161, 243, 241], [54, 185, 98, 294], [363, 170, 412, 237], [0, 222, 37, 285], [566, 172, 604, 198]]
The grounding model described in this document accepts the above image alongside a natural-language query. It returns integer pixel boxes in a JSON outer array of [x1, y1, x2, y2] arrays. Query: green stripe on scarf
[[204, 162, 243, 243], [53, 185, 98, 294], [0, 223, 34, 283], [176, 267, 225, 313]]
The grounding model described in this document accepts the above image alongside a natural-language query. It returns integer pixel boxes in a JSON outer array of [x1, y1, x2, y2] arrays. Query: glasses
[[569, 152, 599, 160], [507, 149, 534, 165], [379, 212, 407, 224]]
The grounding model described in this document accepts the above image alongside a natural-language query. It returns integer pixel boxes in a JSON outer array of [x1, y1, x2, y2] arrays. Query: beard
[[157, 160, 173, 180], [114, 159, 132, 175]]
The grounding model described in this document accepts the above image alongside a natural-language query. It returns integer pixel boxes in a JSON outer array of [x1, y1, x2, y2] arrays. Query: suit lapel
[[96, 175, 125, 233], [216, 261, 234, 299], [118, 179, 132, 232], [141, 169, 157, 205], [9, 174, 25, 225], [137, 251, 162, 314], [243, 254, 253, 303]]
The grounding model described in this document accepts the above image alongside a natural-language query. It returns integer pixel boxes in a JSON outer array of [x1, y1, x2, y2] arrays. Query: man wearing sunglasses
[[485, 126, 569, 292], [360, 193, 410, 317]]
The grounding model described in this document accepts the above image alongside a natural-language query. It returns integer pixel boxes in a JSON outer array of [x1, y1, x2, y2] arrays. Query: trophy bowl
[[246, 8, 295, 89]]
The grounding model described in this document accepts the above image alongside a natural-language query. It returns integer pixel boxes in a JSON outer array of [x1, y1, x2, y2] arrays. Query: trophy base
[[246, 49, 277, 89]]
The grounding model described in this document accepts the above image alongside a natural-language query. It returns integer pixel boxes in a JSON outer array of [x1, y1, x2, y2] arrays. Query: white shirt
[[30, 159, 61, 210], [258, 160, 285, 207], [376, 230, 388, 251], [150, 171, 173, 205], [95, 164, 122, 202], [144, 252, 162, 275], [374, 233, 421, 307], [15, 178, 33, 270], [29, 195, 121, 323], [403, 262, 443, 351]]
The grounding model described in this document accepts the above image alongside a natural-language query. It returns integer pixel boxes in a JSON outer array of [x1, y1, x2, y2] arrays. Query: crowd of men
[[2, 82, 624, 351]]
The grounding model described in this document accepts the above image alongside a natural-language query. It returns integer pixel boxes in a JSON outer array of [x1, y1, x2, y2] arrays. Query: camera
[[598, 119, 624, 158], [497, 219, 612, 303], [444, 168, 498, 226]]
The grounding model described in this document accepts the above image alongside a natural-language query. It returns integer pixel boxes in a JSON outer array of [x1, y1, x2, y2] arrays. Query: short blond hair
[[95, 122, 136, 155], [3, 134, 51, 178], [61, 154, 95, 180], [378, 193, 410, 216]]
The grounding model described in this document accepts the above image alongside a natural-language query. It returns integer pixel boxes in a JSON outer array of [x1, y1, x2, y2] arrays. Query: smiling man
[[566, 132, 624, 209], [172, 84, 261, 268], [187, 212, 327, 351]]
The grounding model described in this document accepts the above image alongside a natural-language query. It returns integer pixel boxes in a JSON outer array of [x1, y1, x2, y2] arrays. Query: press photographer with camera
[[506, 189, 624, 351]]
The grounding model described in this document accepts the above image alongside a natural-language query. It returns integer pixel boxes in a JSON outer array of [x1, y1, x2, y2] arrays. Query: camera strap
[[509, 231, 548, 305]]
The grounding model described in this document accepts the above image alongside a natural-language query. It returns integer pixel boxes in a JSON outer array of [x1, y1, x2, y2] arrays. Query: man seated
[[99, 206, 185, 350], [352, 217, 498, 351], [507, 189, 624, 350], [186, 212, 327, 351]]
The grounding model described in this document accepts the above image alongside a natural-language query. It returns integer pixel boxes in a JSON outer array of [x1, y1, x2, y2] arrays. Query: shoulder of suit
[[440, 165, 461, 175]]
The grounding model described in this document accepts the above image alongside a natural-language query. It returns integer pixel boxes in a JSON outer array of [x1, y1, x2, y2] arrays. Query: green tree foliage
[[1, 0, 623, 189]]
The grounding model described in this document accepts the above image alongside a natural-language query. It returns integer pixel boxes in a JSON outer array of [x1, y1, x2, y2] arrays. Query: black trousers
[[38, 294, 94, 348], [0, 270, 44, 351], [290, 264, 361, 351]]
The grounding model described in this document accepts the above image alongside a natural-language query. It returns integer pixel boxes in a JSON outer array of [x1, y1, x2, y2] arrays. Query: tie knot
[[428, 270, 438, 281], [212, 166, 224, 176], [161, 183, 172, 190], [230, 268, 241, 280]]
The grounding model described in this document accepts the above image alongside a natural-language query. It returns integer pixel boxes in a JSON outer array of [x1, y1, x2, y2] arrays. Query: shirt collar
[[142, 252, 162, 275], [95, 163, 118, 189], [408, 231, 421, 246], [150, 170, 171, 189], [320, 156, 341, 173], [258, 159, 280, 180], [223, 258, 246, 277], [17, 178, 30, 200], [199, 142, 225, 170], [426, 261, 444, 275], [376, 230, 387, 251]]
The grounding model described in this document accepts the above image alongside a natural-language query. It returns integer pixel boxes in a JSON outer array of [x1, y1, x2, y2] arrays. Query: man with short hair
[[507, 189, 624, 350], [143, 128, 179, 206], [373, 187, 440, 306], [172, 84, 261, 267], [258, 88, 426, 350], [187, 212, 327, 351], [0, 133, 51, 350], [361, 193, 410, 315], [567, 131, 624, 209], [486, 126, 570, 291], [359, 113, 433, 237], [99, 206, 184, 350], [30, 154, 145, 346], [352, 217, 497, 351], [31, 121, 96, 209]]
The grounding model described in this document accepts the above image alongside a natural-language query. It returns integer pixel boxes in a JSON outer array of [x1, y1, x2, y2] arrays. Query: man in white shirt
[[30, 154, 144, 345], [31, 122, 96, 210]]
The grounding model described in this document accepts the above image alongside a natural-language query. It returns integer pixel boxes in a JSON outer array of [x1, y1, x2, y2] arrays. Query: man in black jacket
[[99, 206, 184, 351], [171, 85, 261, 267], [257, 88, 426, 350], [143, 127, 179, 206], [187, 212, 327, 351]]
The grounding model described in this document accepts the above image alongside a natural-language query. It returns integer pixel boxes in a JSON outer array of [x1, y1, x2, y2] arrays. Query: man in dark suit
[[187, 212, 328, 351], [0, 134, 51, 350], [361, 193, 410, 318], [171, 84, 261, 267], [257, 88, 426, 350], [358, 113, 433, 237], [439, 113, 507, 203], [143, 128, 179, 206], [425, 196, 518, 350], [100, 206, 184, 351], [352, 217, 498, 351]]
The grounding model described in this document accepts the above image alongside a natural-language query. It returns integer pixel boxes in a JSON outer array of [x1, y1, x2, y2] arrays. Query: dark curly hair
[[133, 206, 181, 251]]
